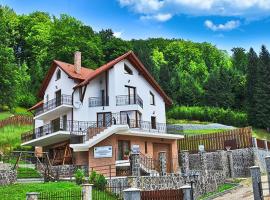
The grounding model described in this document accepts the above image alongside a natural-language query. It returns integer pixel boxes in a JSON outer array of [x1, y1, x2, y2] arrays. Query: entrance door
[[55, 90, 61, 106], [153, 143, 171, 172], [97, 112, 112, 127], [51, 118, 60, 133], [118, 140, 130, 160]]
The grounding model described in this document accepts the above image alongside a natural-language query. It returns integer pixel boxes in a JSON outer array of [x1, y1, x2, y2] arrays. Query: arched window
[[56, 69, 61, 80]]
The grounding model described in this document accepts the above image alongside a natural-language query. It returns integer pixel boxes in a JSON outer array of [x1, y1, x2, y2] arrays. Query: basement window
[[124, 64, 133, 75], [56, 69, 61, 80]]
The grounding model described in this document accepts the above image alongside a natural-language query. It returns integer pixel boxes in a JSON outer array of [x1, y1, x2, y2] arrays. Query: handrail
[[89, 96, 109, 107], [35, 94, 72, 116], [116, 94, 143, 108]]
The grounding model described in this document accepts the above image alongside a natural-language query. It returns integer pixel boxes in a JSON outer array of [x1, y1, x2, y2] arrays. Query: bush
[[89, 171, 107, 190], [74, 169, 85, 185], [167, 106, 248, 127]]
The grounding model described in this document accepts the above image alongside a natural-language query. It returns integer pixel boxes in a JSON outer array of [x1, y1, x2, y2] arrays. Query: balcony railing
[[35, 95, 72, 116], [22, 114, 184, 144], [116, 95, 143, 108], [89, 97, 109, 107]]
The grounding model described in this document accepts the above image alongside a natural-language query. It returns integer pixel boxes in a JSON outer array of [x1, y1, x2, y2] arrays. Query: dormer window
[[56, 69, 61, 80], [124, 64, 133, 75], [150, 92, 155, 105]]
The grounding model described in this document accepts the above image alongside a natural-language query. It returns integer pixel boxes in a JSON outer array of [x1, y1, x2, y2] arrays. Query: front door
[[55, 90, 61, 107], [97, 112, 112, 127]]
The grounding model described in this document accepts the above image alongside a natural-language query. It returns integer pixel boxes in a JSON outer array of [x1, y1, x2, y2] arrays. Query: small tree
[[74, 169, 85, 185]]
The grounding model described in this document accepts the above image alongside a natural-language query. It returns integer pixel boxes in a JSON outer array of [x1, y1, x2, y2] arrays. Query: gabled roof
[[38, 60, 93, 97], [76, 51, 173, 105]]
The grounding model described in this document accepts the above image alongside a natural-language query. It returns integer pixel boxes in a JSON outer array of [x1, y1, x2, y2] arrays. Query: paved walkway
[[213, 176, 270, 200]]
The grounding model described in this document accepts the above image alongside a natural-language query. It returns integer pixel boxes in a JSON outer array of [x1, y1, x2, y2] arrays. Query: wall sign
[[131, 144, 140, 153], [198, 145, 205, 152], [94, 146, 112, 158]]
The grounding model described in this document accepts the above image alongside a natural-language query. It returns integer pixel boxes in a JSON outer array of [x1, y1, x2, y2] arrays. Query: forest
[[0, 6, 268, 129]]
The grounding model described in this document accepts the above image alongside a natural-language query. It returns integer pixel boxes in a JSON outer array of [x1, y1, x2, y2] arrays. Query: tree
[[246, 48, 258, 125]]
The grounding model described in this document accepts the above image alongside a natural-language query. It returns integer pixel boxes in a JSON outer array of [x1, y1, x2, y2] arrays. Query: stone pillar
[[181, 150, 189, 175], [265, 156, 270, 195], [217, 150, 228, 176], [26, 192, 39, 200], [250, 166, 263, 200], [253, 137, 258, 149], [227, 150, 234, 178], [200, 151, 207, 172], [82, 184, 93, 200], [131, 153, 140, 177], [180, 185, 192, 200], [123, 188, 141, 200], [265, 140, 269, 151], [159, 151, 167, 175]]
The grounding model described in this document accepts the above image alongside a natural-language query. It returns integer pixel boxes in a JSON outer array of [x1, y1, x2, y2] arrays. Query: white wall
[[73, 60, 167, 124]]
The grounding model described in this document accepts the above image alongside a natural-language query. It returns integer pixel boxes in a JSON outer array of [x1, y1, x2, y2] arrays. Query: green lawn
[[252, 128, 270, 140], [17, 167, 42, 179], [199, 183, 236, 200], [167, 118, 209, 125], [0, 112, 13, 120], [0, 124, 32, 153], [0, 182, 119, 200], [183, 129, 227, 135]]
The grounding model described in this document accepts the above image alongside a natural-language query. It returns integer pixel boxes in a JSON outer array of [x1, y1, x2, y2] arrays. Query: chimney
[[74, 51, 81, 74]]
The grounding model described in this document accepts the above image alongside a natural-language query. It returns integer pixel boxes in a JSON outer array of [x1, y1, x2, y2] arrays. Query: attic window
[[56, 69, 61, 80], [124, 64, 133, 75]]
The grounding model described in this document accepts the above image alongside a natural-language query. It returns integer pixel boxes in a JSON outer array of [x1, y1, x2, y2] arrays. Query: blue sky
[[1, 0, 270, 53]]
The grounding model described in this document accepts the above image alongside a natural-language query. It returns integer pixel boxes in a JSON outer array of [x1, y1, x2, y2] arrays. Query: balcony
[[116, 95, 143, 108], [21, 120, 95, 146], [34, 95, 73, 120], [89, 96, 109, 107]]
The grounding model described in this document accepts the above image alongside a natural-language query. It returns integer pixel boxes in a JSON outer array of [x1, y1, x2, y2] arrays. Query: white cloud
[[113, 31, 123, 38], [118, 0, 270, 20], [140, 13, 172, 22], [204, 20, 240, 31]]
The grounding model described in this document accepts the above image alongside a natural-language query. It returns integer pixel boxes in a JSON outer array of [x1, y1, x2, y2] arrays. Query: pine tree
[[246, 48, 258, 126]]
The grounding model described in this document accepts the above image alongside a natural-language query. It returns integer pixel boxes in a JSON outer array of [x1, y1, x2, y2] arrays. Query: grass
[[0, 182, 81, 200], [17, 167, 42, 179], [199, 183, 237, 200], [0, 182, 118, 200], [0, 124, 32, 153], [167, 118, 209, 125], [0, 112, 13, 120], [0, 107, 31, 121], [183, 129, 228, 135], [252, 128, 270, 141]]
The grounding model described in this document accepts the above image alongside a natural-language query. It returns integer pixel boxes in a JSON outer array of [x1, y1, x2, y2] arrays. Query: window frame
[[56, 69, 61, 80], [150, 91, 155, 105], [124, 64, 133, 75]]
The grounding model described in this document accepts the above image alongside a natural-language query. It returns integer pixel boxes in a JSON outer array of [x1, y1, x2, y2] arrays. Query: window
[[125, 86, 136, 104], [124, 64, 133, 75], [56, 69, 61, 80], [150, 92, 155, 105], [145, 141, 148, 154], [151, 116, 156, 129]]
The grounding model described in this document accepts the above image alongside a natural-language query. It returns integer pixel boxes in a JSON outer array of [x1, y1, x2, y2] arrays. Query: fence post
[[265, 156, 270, 195], [82, 184, 93, 200], [250, 166, 263, 200], [123, 188, 141, 200], [181, 150, 189, 174], [253, 137, 258, 149], [131, 153, 140, 177], [26, 192, 39, 200], [227, 150, 234, 178], [200, 151, 207, 172], [180, 185, 192, 200], [265, 140, 268, 151], [159, 151, 167, 176], [217, 150, 228, 176]]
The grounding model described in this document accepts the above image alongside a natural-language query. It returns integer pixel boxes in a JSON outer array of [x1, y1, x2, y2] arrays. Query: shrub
[[167, 106, 248, 127], [89, 171, 107, 190], [74, 169, 85, 185]]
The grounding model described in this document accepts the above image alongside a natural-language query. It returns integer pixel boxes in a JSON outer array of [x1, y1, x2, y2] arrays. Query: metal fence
[[38, 190, 83, 200]]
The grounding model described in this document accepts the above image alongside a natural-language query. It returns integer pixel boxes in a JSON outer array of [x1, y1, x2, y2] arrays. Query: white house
[[22, 51, 183, 175]]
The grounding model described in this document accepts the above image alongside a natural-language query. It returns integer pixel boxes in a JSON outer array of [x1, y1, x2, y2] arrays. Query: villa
[[22, 51, 183, 176]]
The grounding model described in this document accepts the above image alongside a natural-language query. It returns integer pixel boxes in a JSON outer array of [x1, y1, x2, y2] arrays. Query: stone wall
[[51, 165, 88, 178], [0, 164, 17, 185]]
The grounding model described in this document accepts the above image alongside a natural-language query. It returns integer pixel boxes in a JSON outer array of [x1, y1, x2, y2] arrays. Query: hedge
[[167, 106, 248, 127]]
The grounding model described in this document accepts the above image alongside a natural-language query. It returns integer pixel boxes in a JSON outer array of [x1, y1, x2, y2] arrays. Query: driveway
[[213, 176, 270, 200]]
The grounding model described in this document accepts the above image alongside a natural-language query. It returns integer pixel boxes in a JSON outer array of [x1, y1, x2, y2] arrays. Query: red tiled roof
[[76, 51, 173, 105], [28, 100, 43, 111], [38, 60, 94, 97]]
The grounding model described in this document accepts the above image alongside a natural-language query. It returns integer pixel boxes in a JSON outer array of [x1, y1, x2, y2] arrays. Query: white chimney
[[74, 51, 81, 74]]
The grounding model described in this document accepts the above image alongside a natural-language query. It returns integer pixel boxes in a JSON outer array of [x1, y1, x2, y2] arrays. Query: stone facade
[[0, 164, 17, 185]]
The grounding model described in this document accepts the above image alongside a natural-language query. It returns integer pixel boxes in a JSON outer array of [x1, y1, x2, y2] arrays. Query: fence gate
[[141, 189, 184, 200]]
